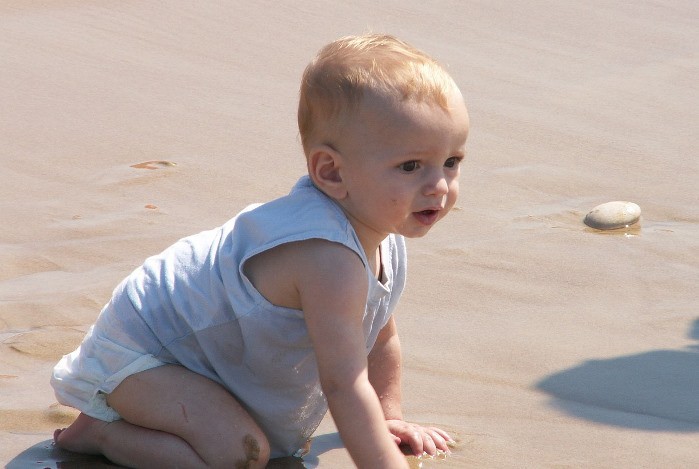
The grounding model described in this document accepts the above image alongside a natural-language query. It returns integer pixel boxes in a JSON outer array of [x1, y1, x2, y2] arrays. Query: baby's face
[[332, 88, 469, 245]]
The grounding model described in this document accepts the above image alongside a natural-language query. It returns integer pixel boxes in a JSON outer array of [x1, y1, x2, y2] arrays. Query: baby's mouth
[[413, 209, 440, 225]]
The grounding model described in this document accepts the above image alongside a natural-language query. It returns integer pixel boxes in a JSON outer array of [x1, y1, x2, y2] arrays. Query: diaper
[[51, 324, 167, 422]]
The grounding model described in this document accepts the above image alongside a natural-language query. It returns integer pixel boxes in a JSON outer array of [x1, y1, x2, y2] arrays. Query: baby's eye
[[444, 156, 462, 168], [399, 161, 419, 172]]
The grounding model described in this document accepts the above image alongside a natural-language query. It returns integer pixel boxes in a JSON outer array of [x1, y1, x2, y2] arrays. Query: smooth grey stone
[[584, 201, 641, 230]]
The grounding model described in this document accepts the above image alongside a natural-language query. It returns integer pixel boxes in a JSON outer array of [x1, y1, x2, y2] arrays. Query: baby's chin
[[406, 208, 453, 234], [398, 224, 439, 239]]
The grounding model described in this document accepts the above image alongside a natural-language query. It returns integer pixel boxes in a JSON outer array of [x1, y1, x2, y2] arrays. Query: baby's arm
[[294, 240, 408, 468], [368, 316, 454, 456]]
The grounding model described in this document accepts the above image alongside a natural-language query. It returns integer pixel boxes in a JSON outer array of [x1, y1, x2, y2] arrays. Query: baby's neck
[[365, 243, 383, 281]]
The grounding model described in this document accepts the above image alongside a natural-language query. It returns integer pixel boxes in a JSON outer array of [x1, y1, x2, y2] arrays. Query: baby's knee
[[212, 430, 270, 469], [239, 432, 270, 468]]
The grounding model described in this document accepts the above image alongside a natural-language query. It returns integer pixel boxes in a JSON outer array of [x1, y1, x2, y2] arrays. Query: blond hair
[[298, 34, 459, 155]]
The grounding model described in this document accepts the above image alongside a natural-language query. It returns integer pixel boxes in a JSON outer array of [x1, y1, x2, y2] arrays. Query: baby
[[51, 33, 470, 468]]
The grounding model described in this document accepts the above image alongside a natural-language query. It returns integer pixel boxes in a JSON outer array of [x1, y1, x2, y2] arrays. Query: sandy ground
[[2, 1, 698, 467]]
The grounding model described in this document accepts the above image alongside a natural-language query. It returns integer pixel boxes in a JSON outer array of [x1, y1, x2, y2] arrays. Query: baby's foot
[[54, 412, 108, 455]]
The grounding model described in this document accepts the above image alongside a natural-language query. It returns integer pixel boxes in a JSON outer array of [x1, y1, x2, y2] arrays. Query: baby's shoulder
[[249, 238, 364, 283], [244, 239, 365, 310]]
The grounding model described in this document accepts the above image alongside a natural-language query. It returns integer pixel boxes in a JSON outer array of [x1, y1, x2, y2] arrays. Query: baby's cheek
[[449, 182, 459, 199]]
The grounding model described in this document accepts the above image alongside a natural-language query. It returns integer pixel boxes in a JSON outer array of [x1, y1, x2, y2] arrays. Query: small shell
[[584, 201, 641, 230]]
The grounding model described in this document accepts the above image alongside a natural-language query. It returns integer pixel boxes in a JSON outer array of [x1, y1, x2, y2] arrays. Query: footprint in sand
[[0, 405, 77, 433], [3, 327, 85, 360], [130, 160, 177, 170]]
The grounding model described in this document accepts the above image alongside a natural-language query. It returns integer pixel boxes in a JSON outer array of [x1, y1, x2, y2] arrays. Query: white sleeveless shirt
[[52, 176, 407, 457]]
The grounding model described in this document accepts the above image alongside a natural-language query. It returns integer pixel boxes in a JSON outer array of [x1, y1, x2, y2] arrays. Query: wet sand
[[2, 1, 698, 467]]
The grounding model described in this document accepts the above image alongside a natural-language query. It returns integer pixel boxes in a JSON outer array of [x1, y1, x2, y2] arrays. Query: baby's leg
[[55, 364, 270, 469]]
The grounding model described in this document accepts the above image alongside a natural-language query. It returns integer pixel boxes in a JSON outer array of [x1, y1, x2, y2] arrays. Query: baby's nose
[[423, 170, 448, 196]]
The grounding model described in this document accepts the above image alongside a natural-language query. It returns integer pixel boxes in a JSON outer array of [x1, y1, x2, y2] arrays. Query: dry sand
[[2, 1, 698, 467]]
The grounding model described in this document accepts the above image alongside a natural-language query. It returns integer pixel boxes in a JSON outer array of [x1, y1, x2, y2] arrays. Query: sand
[[2, 1, 698, 467]]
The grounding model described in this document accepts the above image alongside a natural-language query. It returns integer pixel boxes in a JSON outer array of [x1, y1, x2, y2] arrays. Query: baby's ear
[[307, 145, 347, 200]]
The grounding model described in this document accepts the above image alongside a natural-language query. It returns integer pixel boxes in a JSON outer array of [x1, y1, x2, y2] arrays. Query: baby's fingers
[[387, 420, 453, 457], [401, 428, 441, 457], [420, 430, 438, 456], [424, 427, 451, 453], [399, 429, 424, 456]]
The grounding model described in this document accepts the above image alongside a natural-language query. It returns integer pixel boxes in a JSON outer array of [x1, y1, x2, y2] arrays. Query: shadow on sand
[[536, 318, 699, 431], [5, 432, 343, 468]]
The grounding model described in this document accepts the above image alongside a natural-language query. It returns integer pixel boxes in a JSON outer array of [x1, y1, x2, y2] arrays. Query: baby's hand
[[386, 419, 453, 457]]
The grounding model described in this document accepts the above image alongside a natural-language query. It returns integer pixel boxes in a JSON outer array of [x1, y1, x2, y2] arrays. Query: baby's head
[[298, 34, 469, 241], [298, 34, 461, 156]]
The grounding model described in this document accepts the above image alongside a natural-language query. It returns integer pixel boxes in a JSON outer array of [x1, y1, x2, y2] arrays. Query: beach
[[2, 1, 698, 467]]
